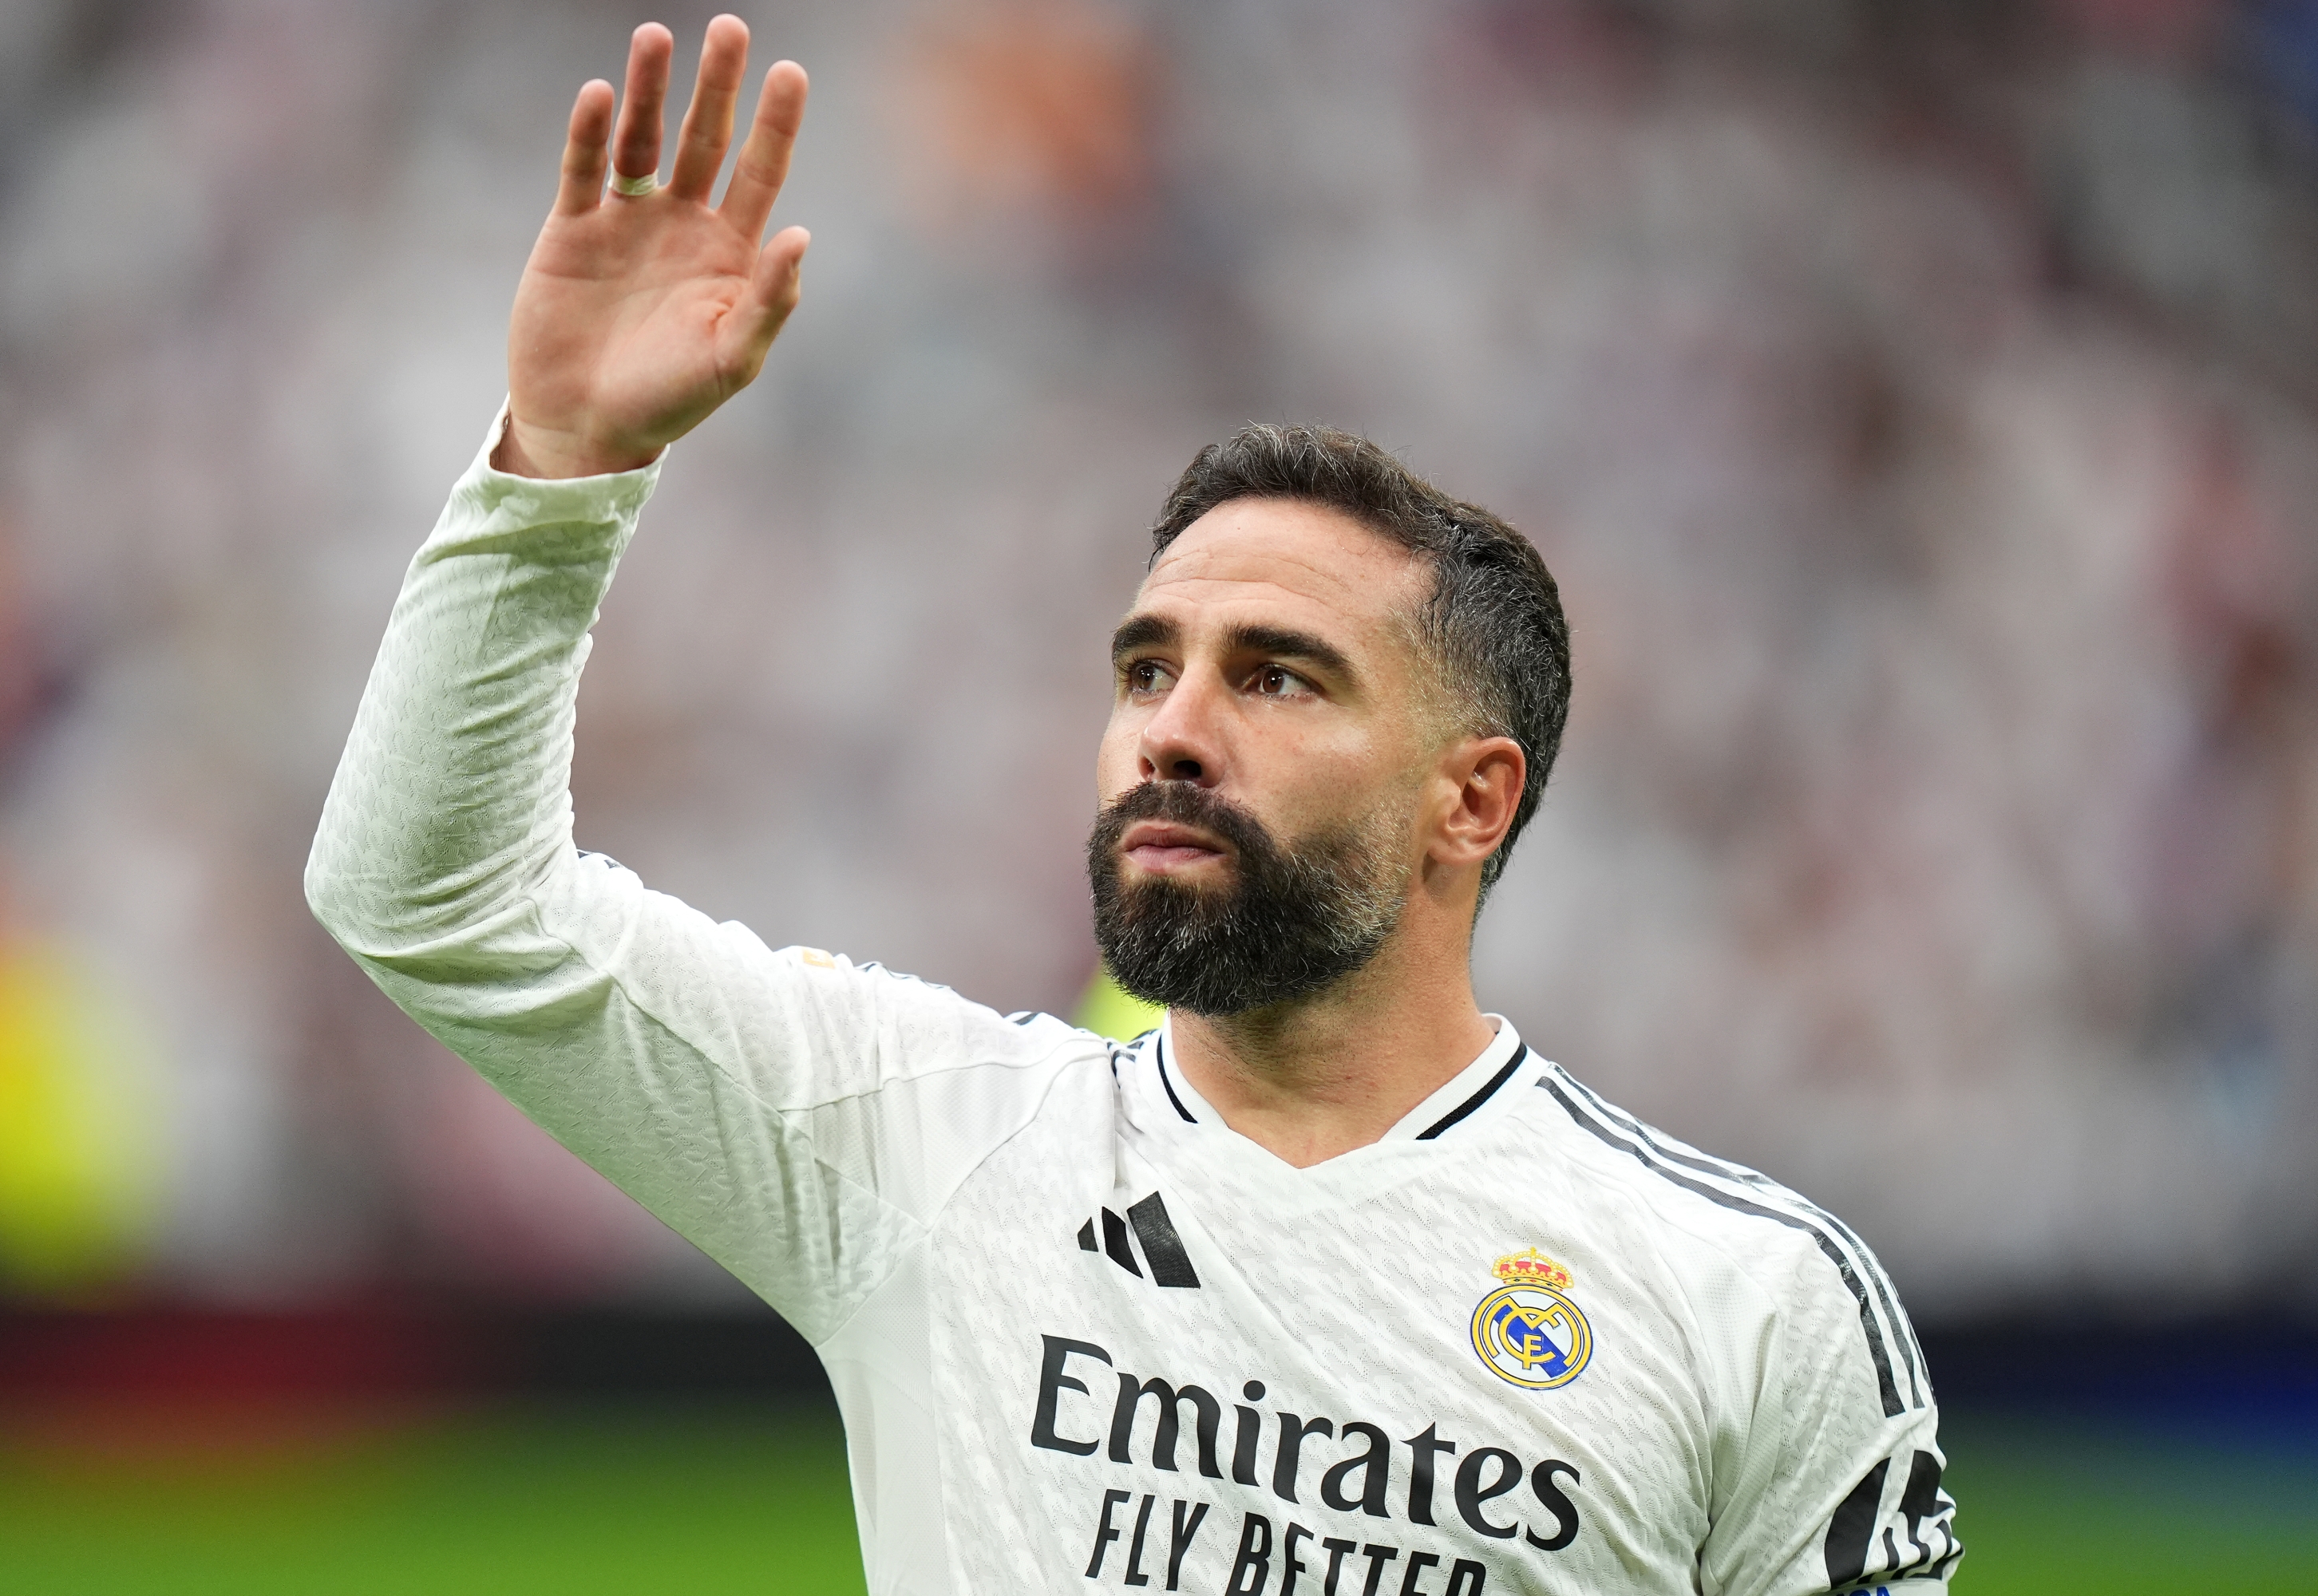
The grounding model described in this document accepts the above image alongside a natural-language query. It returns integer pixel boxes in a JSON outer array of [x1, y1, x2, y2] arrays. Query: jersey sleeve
[[1702, 1239, 1961, 1596], [304, 411, 1092, 1343]]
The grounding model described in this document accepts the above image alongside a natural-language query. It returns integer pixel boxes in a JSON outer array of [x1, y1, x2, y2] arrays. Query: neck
[[1167, 922, 1497, 1169]]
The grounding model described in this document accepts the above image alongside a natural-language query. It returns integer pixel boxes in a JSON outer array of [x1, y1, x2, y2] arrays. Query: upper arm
[[308, 428, 1102, 1344], [347, 846, 1092, 1342], [1703, 1244, 1960, 1596]]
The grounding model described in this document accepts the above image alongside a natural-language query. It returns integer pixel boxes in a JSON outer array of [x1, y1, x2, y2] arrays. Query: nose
[[1137, 671, 1223, 786]]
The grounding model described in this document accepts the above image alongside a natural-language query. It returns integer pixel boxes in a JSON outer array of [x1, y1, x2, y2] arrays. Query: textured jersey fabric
[[307, 413, 1960, 1596]]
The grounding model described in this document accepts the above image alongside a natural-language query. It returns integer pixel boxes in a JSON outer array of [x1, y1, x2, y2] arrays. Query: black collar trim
[[1414, 1045, 1529, 1140]]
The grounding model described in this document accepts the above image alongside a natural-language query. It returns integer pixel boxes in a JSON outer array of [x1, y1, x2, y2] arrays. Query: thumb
[[724, 225, 809, 383]]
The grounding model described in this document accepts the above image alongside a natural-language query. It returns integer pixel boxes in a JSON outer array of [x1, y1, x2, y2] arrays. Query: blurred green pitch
[[3, 1407, 2313, 1593], [0, 1404, 866, 1596]]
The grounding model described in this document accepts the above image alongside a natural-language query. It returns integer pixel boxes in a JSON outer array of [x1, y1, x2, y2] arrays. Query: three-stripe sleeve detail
[[1536, 1071, 1919, 1419], [1553, 1069, 1927, 1408]]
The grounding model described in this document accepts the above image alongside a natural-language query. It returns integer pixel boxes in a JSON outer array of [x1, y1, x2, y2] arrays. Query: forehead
[[1136, 497, 1428, 640]]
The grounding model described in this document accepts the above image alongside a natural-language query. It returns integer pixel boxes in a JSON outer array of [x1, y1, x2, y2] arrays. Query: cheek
[[1094, 714, 1141, 801], [1258, 728, 1394, 828], [1337, 733, 1443, 851]]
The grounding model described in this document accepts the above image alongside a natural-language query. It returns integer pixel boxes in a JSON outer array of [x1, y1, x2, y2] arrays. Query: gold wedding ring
[[610, 169, 658, 197]]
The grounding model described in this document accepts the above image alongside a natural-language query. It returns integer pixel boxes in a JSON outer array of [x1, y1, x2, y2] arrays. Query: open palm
[[500, 16, 809, 480]]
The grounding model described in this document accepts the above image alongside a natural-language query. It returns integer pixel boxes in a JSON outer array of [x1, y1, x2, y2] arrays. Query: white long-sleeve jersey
[[307, 417, 1960, 1596]]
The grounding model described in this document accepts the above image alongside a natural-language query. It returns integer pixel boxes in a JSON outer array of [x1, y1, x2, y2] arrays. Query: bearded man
[[309, 17, 1956, 1595]]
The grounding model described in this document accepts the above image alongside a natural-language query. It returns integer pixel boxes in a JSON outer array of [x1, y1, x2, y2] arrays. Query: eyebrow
[[1110, 612, 1179, 662], [1110, 613, 1358, 684], [1223, 622, 1355, 682]]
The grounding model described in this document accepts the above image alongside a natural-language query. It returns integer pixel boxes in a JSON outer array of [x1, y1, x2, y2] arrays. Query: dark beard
[[1086, 781, 1406, 1017]]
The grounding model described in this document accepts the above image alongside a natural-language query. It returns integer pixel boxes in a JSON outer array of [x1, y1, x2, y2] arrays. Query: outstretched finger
[[610, 22, 674, 188], [552, 80, 615, 216], [669, 14, 750, 201], [719, 60, 809, 240], [721, 224, 810, 384]]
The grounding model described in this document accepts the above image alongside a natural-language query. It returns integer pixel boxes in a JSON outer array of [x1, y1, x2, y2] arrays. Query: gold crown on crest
[[1493, 1248, 1572, 1291]]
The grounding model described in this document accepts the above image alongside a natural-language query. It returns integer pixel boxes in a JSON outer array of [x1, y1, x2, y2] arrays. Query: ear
[[1430, 735, 1526, 871]]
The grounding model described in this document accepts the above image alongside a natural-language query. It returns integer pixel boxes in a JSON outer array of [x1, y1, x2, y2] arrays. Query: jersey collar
[[1379, 1019, 1533, 1141], [1137, 1016, 1536, 1145]]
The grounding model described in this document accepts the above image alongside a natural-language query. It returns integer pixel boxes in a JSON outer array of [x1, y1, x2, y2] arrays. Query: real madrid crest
[[1470, 1248, 1592, 1390]]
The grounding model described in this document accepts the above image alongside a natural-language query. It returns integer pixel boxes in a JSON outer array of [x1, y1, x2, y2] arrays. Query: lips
[[1119, 820, 1229, 875]]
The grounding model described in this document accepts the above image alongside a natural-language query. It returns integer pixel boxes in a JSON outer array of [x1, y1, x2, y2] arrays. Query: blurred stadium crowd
[[0, 0, 2314, 1329]]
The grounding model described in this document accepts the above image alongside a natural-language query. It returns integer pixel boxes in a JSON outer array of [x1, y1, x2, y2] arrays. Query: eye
[[1251, 664, 1309, 697], [1123, 658, 1174, 696]]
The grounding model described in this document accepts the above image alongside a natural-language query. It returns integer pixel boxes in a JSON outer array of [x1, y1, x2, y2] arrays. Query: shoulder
[[1516, 1061, 1932, 1421], [762, 946, 1125, 1215], [771, 945, 1114, 1084], [1517, 1062, 1848, 1270]]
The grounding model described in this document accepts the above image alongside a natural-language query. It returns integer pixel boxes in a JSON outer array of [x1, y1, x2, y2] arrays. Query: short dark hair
[[1149, 424, 1571, 893]]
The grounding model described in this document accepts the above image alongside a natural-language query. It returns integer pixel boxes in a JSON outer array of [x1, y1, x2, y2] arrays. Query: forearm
[[313, 8, 805, 947], [305, 410, 660, 957], [306, 418, 880, 1335], [300, 419, 1025, 1336]]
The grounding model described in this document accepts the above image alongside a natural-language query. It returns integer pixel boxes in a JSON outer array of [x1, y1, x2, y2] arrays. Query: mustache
[[1089, 780, 1277, 867]]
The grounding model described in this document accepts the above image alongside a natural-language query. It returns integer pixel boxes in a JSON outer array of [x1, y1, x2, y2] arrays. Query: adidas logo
[[1077, 1191, 1200, 1288]]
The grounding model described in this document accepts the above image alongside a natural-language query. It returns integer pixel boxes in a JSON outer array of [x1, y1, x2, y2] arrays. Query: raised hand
[[496, 16, 809, 480]]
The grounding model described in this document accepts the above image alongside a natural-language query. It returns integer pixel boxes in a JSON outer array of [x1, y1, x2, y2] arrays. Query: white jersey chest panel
[[838, 1028, 1759, 1596]]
